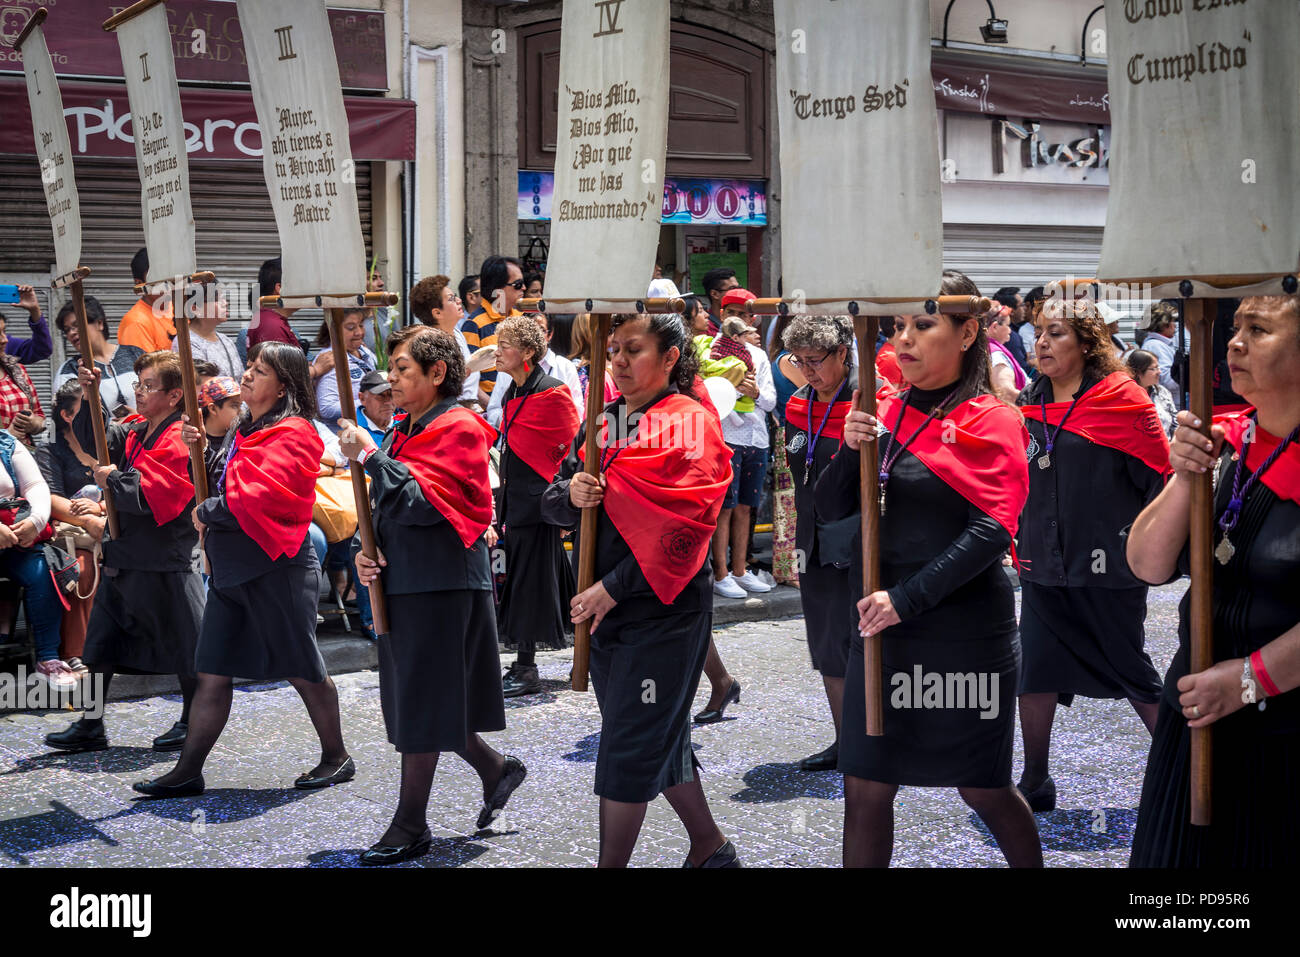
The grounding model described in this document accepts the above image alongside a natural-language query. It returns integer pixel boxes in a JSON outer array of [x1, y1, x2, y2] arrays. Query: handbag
[[312, 472, 360, 544], [815, 514, 859, 568], [41, 539, 80, 595]]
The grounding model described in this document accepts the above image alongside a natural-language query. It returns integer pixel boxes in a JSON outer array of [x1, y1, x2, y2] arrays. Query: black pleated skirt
[[1018, 581, 1162, 705], [498, 522, 575, 653], [798, 562, 853, 678], [194, 561, 326, 682], [589, 610, 710, 803], [379, 590, 506, 754], [1130, 697, 1300, 866], [83, 568, 204, 677]]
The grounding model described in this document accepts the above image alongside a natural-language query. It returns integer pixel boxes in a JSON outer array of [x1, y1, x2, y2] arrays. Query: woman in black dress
[[133, 343, 352, 797], [339, 326, 523, 865], [818, 270, 1042, 867], [1128, 295, 1300, 866], [1015, 298, 1169, 811], [781, 315, 857, 771], [494, 317, 580, 698], [45, 353, 203, 755], [541, 313, 739, 867]]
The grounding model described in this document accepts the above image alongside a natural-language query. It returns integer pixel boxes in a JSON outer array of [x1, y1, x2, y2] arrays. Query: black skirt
[[839, 625, 1020, 788], [589, 609, 710, 803], [194, 561, 326, 682], [378, 590, 506, 753], [497, 522, 574, 653], [798, 562, 853, 678], [83, 569, 204, 677], [1130, 697, 1300, 866], [1018, 582, 1162, 705]]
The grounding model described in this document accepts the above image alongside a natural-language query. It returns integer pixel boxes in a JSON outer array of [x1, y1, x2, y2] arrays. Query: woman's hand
[[82, 514, 106, 541], [843, 391, 880, 452], [1178, 659, 1248, 728], [0, 524, 18, 551], [1170, 411, 1226, 477], [92, 464, 115, 489], [484, 525, 499, 548], [11, 411, 44, 435], [337, 419, 377, 463], [568, 472, 605, 508], [18, 285, 40, 319], [857, 590, 900, 637], [12, 519, 39, 548], [179, 414, 205, 452], [77, 363, 101, 399], [192, 508, 206, 536], [355, 548, 387, 586], [311, 350, 336, 381], [69, 497, 98, 516], [737, 373, 759, 399], [571, 581, 616, 634]]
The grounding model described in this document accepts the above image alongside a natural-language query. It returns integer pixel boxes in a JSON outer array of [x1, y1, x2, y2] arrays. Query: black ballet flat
[[683, 840, 742, 868], [152, 721, 188, 752], [45, 721, 108, 753], [1016, 775, 1057, 812], [477, 755, 527, 830], [693, 680, 741, 724], [133, 774, 205, 798], [797, 742, 839, 772], [359, 829, 433, 866], [294, 756, 356, 790]]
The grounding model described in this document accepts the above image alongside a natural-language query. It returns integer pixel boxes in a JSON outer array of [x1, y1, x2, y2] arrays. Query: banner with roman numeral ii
[[774, 0, 942, 302], [114, 1, 197, 283], [543, 0, 670, 301], [20, 21, 83, 278], [236, 0, 365, 297]]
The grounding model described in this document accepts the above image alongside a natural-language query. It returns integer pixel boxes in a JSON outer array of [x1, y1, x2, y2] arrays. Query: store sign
[[944, 112, 1109, 187], [995, 119, 1109, 172], [0, 0, 387, 92], [519, 171, 766, 225]]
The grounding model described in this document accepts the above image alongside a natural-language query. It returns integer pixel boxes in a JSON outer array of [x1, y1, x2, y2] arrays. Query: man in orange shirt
[[117, 248, 175, 352]]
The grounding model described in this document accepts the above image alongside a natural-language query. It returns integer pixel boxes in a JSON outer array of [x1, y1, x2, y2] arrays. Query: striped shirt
[[458, 300, 519, 395]]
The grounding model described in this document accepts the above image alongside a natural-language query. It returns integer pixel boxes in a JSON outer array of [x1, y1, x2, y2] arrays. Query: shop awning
[[932, 50, 1110, 125]]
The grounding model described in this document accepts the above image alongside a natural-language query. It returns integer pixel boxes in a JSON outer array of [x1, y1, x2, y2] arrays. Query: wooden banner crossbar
[[262, 293, 398, 311], [103, 0, 168, 32], [743, 295, 993, 317], [133, 271, 217, 297], [519, 298, 686, 316]]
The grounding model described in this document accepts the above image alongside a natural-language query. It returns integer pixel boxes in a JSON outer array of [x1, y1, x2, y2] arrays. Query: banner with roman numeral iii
[[236, 0, 365, 297], [113, 1, 197, 283], [20, 21, 83, 278], [543, 0, 669, 301], [1097, 0, 1300, 294], [774, 0, 942, 302]]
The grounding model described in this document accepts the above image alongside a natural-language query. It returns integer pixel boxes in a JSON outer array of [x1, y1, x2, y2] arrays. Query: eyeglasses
[[507, 279, 527, 291], [788, 351, 834, 370], [133, 381, 166, 394]]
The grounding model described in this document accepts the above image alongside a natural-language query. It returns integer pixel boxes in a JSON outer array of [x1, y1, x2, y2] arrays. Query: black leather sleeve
[[886, 507, 1011, 621]]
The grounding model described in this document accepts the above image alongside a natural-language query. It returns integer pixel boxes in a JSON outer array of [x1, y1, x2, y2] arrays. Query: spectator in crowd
[[682, 295, 712, 337], [1126, 349, 1178, 440], [1020, 286, 1046, 374], [247, 257, 300, 350], [54, 297, 144, 421], [458, 275, 481, 315], [356, 371, 394, 445], [411, 275, 482, 407], [985, 305, 1027, 403], [5, 285, 53, 364], [193, 359, 220, 389], [993, 287, 1032, 375], [522, 270, 544, 301], [1136, 300, 1181, 405], [701, 268, 740, 336], [569, 313, 619, 406], [460, 255, 524, 399], [314, 309, 377, 433], [171, 286, 241, 379], [363, 269, 398, 355], [485, 311, 584, 429], [198, 376, 243, 475], [117, 248, 175, 353], [0, 318, 45, 449], [767, 311, 805, 587]]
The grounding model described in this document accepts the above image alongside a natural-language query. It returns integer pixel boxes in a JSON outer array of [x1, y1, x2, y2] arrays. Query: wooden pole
[[571, 313, 611, 692], [68, 278, 119, 539], [327, 307, 388, 636], [1185, 297, 1214, 826], [171, 279, 209, 502], [854, 316, 884, 735]]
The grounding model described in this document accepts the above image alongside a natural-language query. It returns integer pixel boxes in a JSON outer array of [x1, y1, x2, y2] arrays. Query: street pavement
[[0, 582, 1181, 868]]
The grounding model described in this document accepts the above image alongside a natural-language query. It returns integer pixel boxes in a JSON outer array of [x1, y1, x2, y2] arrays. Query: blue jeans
[[309, 523, 373, 630], [0, 547, 62, 662]]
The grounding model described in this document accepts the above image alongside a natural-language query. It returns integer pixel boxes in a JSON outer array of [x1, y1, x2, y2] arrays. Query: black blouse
[[498, 367, 565, 529], [786, 381, 856, 566], [35, 438, 94, 500]]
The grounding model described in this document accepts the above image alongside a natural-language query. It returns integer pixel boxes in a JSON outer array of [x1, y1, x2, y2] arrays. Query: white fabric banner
[[116, 2, 197, 283], [1098, 0, 1300, 288], [21, 25, 82, 277], [774, 0, 943, 301], [543, 0, 669, 301], [236, 0, 366, 297]]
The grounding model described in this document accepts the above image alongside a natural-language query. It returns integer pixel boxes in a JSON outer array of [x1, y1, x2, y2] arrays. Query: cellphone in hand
[[111, 403, 133, 420], [0, 284, 22, 305]]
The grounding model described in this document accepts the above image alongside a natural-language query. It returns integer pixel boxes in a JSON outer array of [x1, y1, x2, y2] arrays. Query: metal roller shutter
[[942, 224, 1104, 298], [0, 156, 372, 408]]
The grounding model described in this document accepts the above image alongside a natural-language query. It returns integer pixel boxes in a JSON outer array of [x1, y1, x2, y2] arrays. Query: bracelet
[[1241, 657, 1264, 710], [357, 446, 377, 467], [1251, 649, 1282, 698]]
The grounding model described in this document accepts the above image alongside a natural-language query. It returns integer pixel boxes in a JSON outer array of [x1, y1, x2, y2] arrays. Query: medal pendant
[[1215, 535, 1235, 565], [802, 469, 810, 487], [1037, 454, 1051, 470], [878, 488, 887, 517]]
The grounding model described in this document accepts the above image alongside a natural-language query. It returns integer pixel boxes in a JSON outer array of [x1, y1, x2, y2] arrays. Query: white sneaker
[[734, 570, 774, 594], [713, 575, 747, 599]]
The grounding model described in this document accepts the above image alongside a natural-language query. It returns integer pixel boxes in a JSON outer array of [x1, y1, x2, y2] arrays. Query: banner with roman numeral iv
[[774, 0, 942, 304], [20, 19, 83, 278], [1097, 0, 1300, 295], [113, 1, 197, 283], [543, 0, 669, 302], [236, 0, 365, 297]]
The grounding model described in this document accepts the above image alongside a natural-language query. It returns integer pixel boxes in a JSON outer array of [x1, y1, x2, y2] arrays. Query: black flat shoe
[[359, 829, 433, 866], [294, 756, 356, 790], [133, 774, 205, 798], [477, 755, 527, 830], [1016, 775, 1057, 812], [693, 680, 741, 724], [683, 840, 742, 868], [152, 721, 188, 753], [503, 665, 541, 698], [798, 742, 839, 772], [45, 720, 108, 753]]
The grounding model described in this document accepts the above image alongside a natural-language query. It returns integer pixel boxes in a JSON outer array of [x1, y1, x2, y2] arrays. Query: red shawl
[[785, 392, 852, 444], [579, 392, 733, 604], [390, 406, 497, 547], [1021, 370, 1170, 476], [225, 417, 323, 560], [875, 343, 903, 388], [503, 384, 581, 482], [124, 420, 194, 526], [1219, 409, 1300, 507], [878, 390, 1029, 537]]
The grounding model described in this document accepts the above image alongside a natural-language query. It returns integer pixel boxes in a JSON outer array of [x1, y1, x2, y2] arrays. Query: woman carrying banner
[[781, 316, 857, 771], [819, 270, 1042, 867], [493, 317, 581, 698], [132, 343, 353, 797], [541, 313, 738, 867], [339, 326, 523, 864], [1014, 297, 1168, 811], [1128, 295, 1300, 866], [45, 353, 203, 755]]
